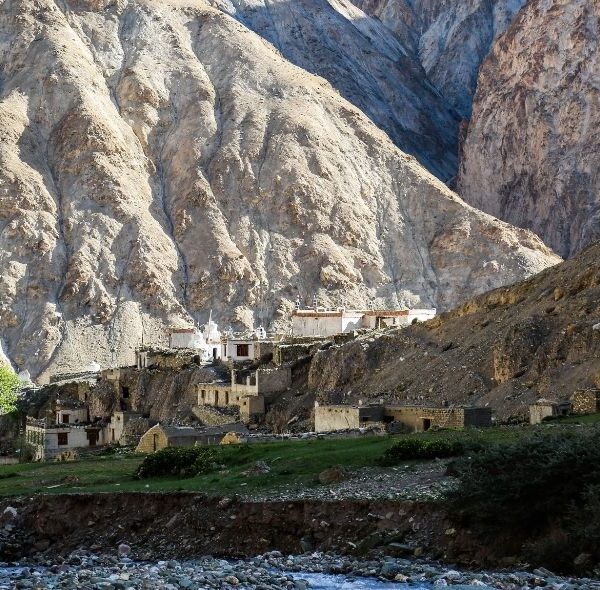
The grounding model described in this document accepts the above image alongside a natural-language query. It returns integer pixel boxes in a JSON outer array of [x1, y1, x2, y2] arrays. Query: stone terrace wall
[[571, 389, 600, 414]]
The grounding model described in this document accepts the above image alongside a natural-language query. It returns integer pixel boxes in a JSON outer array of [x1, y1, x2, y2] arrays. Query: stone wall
[[571, 389, 600, 414], [240, 396, 265, 422], [384, 407, 476, 431], [315, 406, 361, 432], [257, 368, 292, 393]]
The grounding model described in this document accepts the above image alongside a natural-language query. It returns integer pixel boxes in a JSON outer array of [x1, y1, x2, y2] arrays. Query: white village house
[[291, 307, 436, 338]]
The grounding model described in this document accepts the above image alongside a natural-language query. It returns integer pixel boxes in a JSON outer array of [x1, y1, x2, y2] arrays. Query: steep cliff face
[[458, 0, 600, 258], [307, 241, 600, 419], [0, 0, 559, 381], [209, 0, 459, 181], [353, 0, 526, 119]]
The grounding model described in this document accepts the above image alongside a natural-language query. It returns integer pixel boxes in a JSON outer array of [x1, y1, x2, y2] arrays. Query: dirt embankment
[[0, 494, 453, 561]]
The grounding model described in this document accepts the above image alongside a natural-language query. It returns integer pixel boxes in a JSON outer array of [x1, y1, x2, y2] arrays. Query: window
[[236, 344, 249, 357], [57, 432, 68, 446], [121, 386, 130, 399], [62, 413, 70, 424]]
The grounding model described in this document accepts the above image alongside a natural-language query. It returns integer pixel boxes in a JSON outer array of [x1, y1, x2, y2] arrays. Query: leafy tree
[[0, 364, 20, 415]]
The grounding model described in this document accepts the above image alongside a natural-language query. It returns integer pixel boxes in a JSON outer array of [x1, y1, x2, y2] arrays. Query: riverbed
[[2, 551, 600, 590]]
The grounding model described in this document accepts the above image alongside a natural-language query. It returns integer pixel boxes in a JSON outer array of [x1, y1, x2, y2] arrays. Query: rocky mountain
[[352, 0, 526, 119], [0, 0, 559, 382], [208, 0, 460, 181], [458, 0, 600, 258], [308, 240, 600, 420]]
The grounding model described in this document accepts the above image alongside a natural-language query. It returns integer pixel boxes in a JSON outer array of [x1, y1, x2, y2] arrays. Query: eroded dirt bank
[[1, 494, 453, 561]]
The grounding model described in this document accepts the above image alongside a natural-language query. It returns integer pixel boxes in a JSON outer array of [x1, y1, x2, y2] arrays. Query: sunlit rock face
[[208, 0, 461, 181], [458, 0, 600, 258], [0, 0, 558, 380]]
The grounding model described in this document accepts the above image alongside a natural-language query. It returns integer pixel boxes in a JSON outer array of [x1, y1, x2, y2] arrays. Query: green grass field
[[0, 420, 597, 498], [547, 412, 600, 424]]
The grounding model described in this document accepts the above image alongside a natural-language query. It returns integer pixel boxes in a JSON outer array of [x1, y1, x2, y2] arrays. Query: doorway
[[422, 418, 432, 431]]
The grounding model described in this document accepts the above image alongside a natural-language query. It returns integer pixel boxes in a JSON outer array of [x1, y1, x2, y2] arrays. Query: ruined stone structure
[[134, 349, 200, 371], [314, 404, 492, 433], [54, 399, 88, 425], [571, 389, 600, 415], [529, 399, 572, 425], [108, 411, 153, 446], [195, 367, 291, 423], [135, 423, 248, 453]]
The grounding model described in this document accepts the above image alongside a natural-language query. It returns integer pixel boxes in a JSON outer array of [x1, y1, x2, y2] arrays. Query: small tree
[[0, 364, 20, 415]]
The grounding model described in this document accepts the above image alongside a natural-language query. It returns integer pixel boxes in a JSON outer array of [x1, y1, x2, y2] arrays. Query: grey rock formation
[[0, 0, 559, 381], [458, 0, 600, 258], [209, 0, 459, 181], [353, 0, 526, 119]]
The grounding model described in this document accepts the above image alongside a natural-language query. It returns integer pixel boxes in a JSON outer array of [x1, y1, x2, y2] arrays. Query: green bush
[[448, 430, 600, 569], [381, 437, 465, 465], [136, 446, 217, 479]]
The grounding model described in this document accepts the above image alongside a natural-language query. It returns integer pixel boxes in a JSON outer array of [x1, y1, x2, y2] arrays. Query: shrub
[[0, 365, 20, 415], [448, 430, 600, 569], [136, 446, 217, 479], [380, 437, 464, 465]]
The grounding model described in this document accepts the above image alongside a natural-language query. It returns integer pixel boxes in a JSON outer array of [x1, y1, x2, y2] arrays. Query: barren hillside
[[209, 0, 460, 180], [0, 0, 559, 381], [308, 241, 600, 419]]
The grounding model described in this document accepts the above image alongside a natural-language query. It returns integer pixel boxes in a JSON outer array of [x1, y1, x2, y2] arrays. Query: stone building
[[222, 330, 282, 362], [291, 307, 436, 338], [25, 417, 108, 461], [314, 404, 385, 432], [384, 405, 492, 431], [571, 389, 600, 415], [196, 367, 291, 423], [529, 399, 572, 425], [54, 398, 89, 425], [135, 423, 249, 453], [314, 403, 492, 433]]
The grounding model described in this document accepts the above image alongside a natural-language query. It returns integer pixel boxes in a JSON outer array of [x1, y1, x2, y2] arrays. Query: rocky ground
[[2, 550, 599, 589], [243, 463, 455, 503]]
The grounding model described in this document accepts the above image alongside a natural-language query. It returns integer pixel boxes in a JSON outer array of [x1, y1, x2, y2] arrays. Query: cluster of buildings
[[314, 402, 492, 433], [21, 303, 509, 460]]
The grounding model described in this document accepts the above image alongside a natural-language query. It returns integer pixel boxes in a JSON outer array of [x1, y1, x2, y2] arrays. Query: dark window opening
[[236, 344, 249, 357], [57, 432, 68, 446], [62, 413, 70, 424], [87, 430, 98, 447], [121, 386, 130, 399]]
